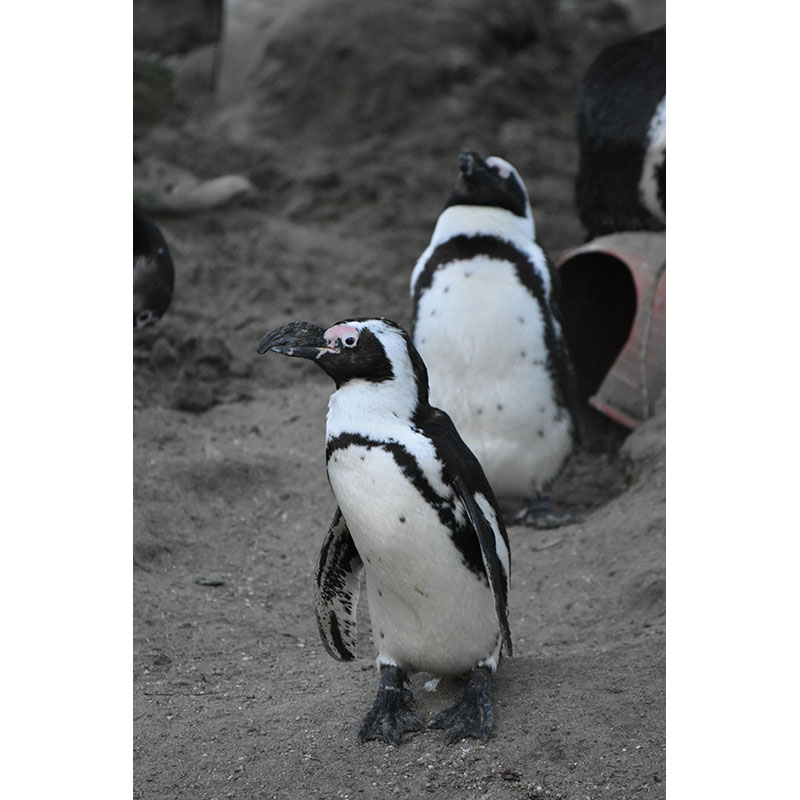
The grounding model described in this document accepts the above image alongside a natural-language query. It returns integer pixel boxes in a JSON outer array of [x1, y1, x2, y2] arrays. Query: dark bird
[[134, 203, 174, 329], [575, 25, 666, 239]]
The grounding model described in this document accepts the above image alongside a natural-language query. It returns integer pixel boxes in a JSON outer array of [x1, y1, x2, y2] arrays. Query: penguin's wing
[[542, 249, 583, 445], [452, 473, 513, 657], [424, 408, 513, 657], [314, 506, 364, 661]]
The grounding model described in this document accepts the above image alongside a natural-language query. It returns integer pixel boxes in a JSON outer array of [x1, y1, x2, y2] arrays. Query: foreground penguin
[[575, 26, 666, 239], [411, 149, 578, 527], [257, 317, 512, 744], [134, 203, 174, 329]]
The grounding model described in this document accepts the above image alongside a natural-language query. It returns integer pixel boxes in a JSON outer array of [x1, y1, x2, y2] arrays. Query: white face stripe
[[639, 96, 666, 223], [351, 320, 418, 405], [483, 156, 533, 232], [326, 319, 424, 447], [646, 96, 666, 149], [485, 155, 512, 179]]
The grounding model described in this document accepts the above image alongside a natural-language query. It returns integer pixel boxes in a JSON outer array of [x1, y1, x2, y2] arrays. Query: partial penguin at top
[[134, 203, 175, 330], [575, 25, 666, 240], [410, 149, 579, 528]]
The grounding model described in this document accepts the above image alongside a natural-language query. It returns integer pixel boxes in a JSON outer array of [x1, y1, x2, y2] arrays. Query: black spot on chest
[[327, 431, 487, 581]]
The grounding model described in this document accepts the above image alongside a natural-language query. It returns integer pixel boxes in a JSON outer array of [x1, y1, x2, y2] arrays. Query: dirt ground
[[133, 1, 666, 797]]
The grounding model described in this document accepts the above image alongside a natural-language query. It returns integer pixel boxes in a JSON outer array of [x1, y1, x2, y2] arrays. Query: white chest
[[326, 441, 501, 675], [414, 258, 573, 498]]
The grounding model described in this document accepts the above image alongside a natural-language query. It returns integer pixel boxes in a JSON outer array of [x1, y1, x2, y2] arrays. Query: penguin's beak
[[257, 321, 330, 360], [459, 148, 486, 180], [458, 147, 487, 185], [459, 148, 476, 176]]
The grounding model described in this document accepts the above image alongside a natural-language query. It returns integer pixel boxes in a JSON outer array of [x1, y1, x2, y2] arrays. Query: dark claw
[[429, 666, 495, 744], [358, 665, 423, 745]]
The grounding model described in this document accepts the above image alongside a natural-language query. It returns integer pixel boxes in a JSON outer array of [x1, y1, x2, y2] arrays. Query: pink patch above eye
[[324, 323, 359, 348], [485, 157, 511, 179]]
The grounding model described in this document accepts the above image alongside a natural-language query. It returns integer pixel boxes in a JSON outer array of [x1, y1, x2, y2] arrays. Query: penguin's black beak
[[257, 321, 329, 360], [459, 148, 486, 180], [459, 149, 496, 192], [459, 148, 476, 176]]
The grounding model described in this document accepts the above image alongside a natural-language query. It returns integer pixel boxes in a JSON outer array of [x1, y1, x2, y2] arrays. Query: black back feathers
[[575, 26, 666, 239]]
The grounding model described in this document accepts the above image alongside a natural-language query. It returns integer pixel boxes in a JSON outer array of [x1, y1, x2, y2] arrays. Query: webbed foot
[[430, 666, 495, 744], [512, 495, 580, 529], [358, 665, 423, 744]]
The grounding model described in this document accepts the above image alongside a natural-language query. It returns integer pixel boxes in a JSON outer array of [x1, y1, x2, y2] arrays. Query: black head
[[258, 317, 430, 406], [445, 149, 530, 218]]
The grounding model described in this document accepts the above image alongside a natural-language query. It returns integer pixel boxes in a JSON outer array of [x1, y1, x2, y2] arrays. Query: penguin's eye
[[135, 309, 156, 329], [343, 335, 357, 348]]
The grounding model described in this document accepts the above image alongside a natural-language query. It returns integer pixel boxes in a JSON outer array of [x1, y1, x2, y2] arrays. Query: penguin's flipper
[[315, 507, 363, 661], [424, 407, 512, 657], [549, 283, 583, 448], [452, 474, 512, 657]]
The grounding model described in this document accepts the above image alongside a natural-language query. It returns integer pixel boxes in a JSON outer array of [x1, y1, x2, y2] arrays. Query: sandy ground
[[133, 1, 665, 797]]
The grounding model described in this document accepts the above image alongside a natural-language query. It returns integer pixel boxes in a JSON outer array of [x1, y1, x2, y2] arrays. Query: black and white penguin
[[575, 25, 666, 240], [410, 149, 578, 527], [257, 317, 512, 744], [134, 203, 174, 329]]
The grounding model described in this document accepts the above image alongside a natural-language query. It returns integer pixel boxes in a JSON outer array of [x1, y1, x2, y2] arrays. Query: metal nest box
[[557, 232, 665, 429]]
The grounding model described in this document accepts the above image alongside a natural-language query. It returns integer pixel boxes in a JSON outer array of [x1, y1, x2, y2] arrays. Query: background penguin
[[134, 203, 175, 329], [257, 317, 512, 744], [410, 149, 579, 528], [575, 25, 666, 240]]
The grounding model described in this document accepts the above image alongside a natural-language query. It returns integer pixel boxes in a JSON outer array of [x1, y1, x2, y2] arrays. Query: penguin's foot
[[512, 495, 580, 529], [430, 666, 494, 744], [358, 665, 424, 745]]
